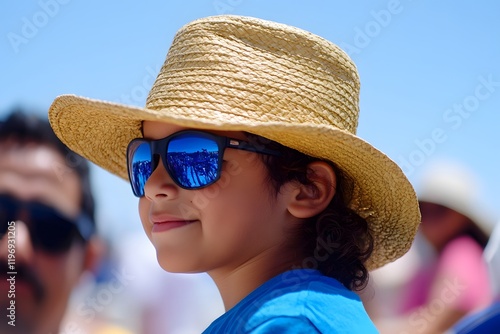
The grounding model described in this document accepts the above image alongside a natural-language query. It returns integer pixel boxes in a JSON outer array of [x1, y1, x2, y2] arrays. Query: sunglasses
[[127, 130, 281, 197], [0, 194, 95, 253]]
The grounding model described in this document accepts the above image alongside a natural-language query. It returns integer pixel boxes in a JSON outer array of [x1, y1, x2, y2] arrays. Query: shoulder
[[444, 235, 482, 253], [436, 236, 492, 311], [439, 236, 485, 269], [204, 270, 378, 333], [262, 269, 361, 307], [248, 316, 321, 333], [249, 270, 377, 333], [204, 315, 321, 334]]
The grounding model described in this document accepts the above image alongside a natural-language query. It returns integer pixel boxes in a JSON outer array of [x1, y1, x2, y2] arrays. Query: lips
[[150, 214, 197, 233]]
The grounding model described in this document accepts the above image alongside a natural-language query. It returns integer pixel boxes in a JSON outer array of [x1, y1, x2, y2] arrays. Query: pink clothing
[[401, 236, 492, 314]]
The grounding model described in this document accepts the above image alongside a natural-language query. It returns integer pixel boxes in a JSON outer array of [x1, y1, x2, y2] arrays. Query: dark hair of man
[[0, 109, 95, 227], [246, 133, 374, 291], [462, 222, 489, 249]]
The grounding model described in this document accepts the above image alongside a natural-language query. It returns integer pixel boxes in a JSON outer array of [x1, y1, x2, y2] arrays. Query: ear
[[287, 161, 337, 219], [81, 236, 106, 275]]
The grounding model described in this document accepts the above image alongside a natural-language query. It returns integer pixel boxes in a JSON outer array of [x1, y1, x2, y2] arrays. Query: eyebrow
[[0, 165, 71, 183]]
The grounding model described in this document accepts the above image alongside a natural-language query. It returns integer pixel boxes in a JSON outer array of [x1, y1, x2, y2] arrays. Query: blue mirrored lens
[[167, 134, 220, 188], [131, 142, 152, 196]]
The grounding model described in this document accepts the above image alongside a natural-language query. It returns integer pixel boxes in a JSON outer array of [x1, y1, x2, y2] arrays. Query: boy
[[48, 15, 420, 333]]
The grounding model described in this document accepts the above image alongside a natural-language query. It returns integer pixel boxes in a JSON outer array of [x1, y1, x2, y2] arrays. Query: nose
[[143, 157, 179, 201], [0, 220, 34, 266]]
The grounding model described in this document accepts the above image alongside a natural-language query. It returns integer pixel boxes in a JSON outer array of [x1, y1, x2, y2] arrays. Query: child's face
[[138, 121, 299, 275]]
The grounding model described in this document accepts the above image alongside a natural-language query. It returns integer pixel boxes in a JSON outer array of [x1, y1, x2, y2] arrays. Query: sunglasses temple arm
[[226, 138, 281, 157], [74, 214, 96, 241]]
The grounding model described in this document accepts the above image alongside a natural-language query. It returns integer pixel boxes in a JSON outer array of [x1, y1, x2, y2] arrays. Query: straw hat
[[48, 15, 420, 270]]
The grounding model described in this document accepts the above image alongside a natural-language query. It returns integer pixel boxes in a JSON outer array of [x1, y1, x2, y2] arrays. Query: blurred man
[[0, 110, 101, 334]]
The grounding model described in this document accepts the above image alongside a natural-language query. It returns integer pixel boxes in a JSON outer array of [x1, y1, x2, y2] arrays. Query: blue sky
[[2, 0, 499, 239]]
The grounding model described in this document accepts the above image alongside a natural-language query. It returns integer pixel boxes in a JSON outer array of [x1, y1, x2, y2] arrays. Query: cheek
[[199, 173, 273, 231], [139, 198, 153, 240], [420, 220, 443, 238], [38, 249, 84, 297], [421, 215, 461, 242]]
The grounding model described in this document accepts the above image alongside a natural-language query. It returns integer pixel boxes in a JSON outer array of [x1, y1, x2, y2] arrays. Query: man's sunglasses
[[0, 194, 95, 253], [127, 130, 281, 197]]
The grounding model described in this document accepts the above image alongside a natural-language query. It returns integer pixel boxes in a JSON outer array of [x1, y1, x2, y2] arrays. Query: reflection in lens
[[131, 142, 152, 196], [167, 134, 220, 188]]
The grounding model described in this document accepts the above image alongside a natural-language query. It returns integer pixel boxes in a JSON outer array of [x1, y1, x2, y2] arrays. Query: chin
[[155, 252, 198, 273]]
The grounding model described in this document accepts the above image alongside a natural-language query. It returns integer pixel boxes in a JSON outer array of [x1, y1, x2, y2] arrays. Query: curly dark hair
[[246, 133, 374, 291]]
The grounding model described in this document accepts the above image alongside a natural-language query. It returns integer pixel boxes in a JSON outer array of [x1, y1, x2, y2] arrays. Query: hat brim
[[49, 94, 420, 270]]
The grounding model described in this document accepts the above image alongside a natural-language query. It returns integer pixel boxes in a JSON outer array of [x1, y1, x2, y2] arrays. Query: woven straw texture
[[49, 15, 420, 270]]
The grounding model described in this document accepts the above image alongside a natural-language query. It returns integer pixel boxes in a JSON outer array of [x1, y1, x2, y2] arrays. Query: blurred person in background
[[450, 221, 500, 333], [0, 110, 123, 334], [365, 160, 494, 334]]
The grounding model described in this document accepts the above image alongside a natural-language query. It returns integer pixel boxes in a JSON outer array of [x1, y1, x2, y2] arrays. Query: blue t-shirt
[[203, 269, 378, 333]]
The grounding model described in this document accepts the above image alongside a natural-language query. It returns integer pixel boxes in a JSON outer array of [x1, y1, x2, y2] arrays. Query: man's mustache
[[0, 261, 45, 303]]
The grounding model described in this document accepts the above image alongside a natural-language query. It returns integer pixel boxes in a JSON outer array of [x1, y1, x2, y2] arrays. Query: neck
[[209, 248, 302, 310]]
